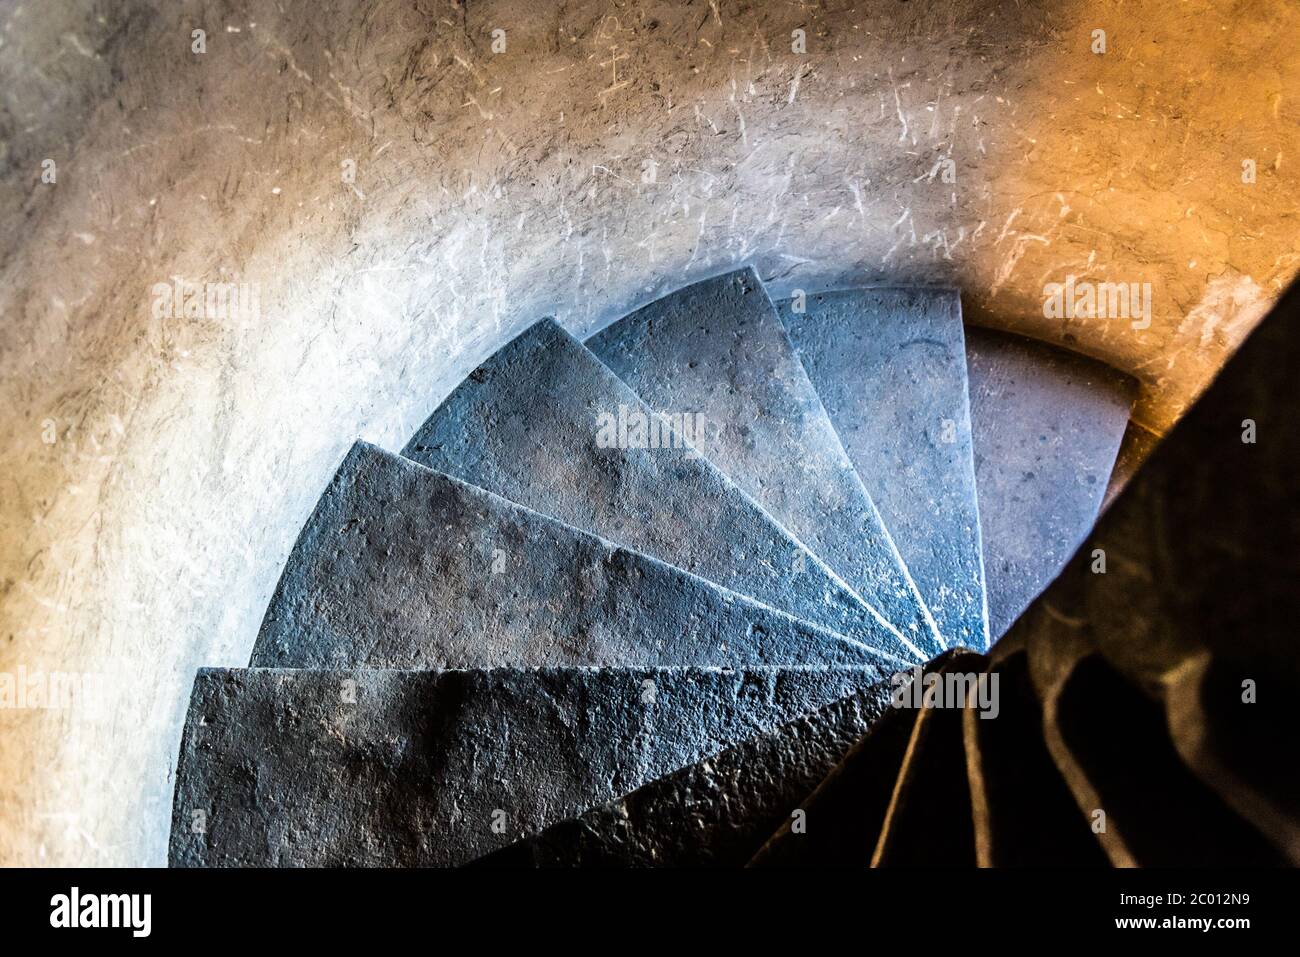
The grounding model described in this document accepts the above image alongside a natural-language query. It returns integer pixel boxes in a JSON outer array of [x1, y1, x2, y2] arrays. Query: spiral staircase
[[167, 267, 1299, 867]]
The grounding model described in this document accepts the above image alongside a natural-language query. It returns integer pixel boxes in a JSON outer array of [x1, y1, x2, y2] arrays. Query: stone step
[[168, 665, 890, 867], [965, 327, 1135, 640], [250, 442, 895, 670], [587, 268, 943, 658], [777, 289, 989, 650], [401, 318, 922, 662], [472, 682, 892, 867], [964, 650, 1108, 867], [869, 649, 987, 866]]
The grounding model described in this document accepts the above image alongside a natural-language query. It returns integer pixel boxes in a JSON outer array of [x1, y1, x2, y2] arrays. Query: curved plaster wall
[[0, 0, 1296, 865]]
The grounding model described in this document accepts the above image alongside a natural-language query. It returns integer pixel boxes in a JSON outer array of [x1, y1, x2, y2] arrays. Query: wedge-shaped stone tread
[[778, 289, 989, 650], [251, 443, 889, 670], [588, 268, 941, 657], [169, 666, 890, 867], [473, 681, 893, 867], [965, 327, 1135, 640], [402, 318, 920, 662]]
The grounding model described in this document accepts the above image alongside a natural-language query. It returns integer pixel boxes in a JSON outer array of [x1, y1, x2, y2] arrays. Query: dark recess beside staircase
[[169, 269, 1300, 868]]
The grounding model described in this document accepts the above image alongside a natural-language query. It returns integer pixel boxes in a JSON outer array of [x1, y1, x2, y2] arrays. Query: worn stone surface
[[965, 327, 1136, 640], [168, 665, 887, 867], [749, 651, 961, 867], [474, 682, 892, 867], [964, 651, 1107, 867], [251, 442, 894, 670], [7, 0, 1297, 866], [402, 318, 920, 663], [778, 289, 989, 650], [588, 268, 943, 658], [870, 650, 985, 866]]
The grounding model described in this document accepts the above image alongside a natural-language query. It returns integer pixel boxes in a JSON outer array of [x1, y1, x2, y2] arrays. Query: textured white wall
[[0, 0, 1296, 865]]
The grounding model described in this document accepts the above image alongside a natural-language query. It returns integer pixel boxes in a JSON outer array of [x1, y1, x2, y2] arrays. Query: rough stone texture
[[964, 651, 1107, 867], [869, 649, 985, 866], [588, 268, 943, 658], [748, 650, 959, 867], [778, 289, 989, 650], [1006, 278, 1300, 862], [965, 327, 1136, 640], [252, 442, 894, 670], [168, 665, 888, 867], [5, 0, 1298, 866], [474, 682, 892, 867], [402, 318, 920, 663]]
